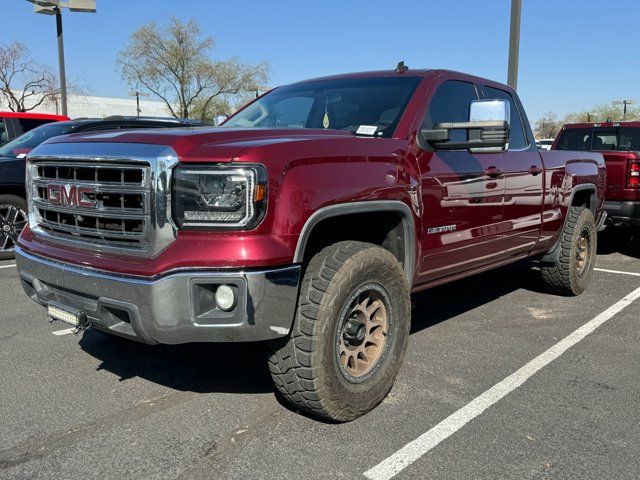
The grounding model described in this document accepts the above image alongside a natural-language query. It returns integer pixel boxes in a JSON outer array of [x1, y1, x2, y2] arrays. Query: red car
[[553, 121, 640, 228], [15, 68, 605, 421], [0, 111, 69, 146]]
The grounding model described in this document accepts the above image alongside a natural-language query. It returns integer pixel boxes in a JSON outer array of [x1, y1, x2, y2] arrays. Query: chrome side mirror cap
[[470, 99, 510, 125]]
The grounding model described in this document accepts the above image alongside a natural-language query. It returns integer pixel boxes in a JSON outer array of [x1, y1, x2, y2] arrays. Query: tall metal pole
[[135, 92, 141, 117], [55, 7, 68, 117], [623, 101, 628, 121], [507, 0, 522, 90]]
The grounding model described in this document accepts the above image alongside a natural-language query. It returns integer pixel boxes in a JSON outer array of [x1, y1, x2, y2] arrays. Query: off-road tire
[[268, 241, 411, 422], [541, 206, 597, 296], [0, 195, 28, 261]]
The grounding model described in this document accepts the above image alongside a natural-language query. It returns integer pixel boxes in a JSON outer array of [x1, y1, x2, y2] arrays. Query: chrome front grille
[[29, 161, 151, 249]]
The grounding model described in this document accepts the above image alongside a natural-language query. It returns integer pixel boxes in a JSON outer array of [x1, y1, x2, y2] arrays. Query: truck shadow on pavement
[[77, 261, 545, 396], [409, 262, 543, 335], [78, 333, 274, 394]]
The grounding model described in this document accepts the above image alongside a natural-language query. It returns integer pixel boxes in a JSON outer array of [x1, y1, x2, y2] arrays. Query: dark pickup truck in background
[[15, 68, 606, 421], [553, 121, 640, 228]]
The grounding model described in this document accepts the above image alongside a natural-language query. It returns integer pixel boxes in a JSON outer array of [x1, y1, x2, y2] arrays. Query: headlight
[[172, 165, 267, 228]]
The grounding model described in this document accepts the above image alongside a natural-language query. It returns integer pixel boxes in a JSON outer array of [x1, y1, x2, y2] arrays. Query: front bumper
[[15, 246, 301, 344], [604, 200, 640, 227]]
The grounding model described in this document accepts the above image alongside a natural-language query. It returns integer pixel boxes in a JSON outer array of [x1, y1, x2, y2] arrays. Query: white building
[[1, 91, 171, 119]]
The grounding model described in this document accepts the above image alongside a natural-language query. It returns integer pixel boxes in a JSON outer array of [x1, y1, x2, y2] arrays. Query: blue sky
[[2, 0, 638, 122]]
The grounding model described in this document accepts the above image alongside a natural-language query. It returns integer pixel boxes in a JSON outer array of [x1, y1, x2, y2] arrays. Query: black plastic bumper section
[[604, 201, 640, 228]]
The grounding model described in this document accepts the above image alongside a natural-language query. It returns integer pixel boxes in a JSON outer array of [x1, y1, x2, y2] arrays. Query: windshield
[[0, 122, 73, 158], [224, 76, 421, 138], [556, 127, 640, 151]]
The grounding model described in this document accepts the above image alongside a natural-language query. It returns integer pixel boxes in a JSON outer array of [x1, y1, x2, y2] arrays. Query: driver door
[[416, 79, 507, 283]]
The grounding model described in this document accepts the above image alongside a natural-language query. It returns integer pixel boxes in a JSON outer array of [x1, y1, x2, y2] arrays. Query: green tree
[[563, 103, 640, 124], [117, 18, 269, 119]]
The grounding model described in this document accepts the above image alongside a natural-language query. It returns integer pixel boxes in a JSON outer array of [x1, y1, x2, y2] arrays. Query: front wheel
[[268, 241, 411, 422], [0, 195, 28, 261]]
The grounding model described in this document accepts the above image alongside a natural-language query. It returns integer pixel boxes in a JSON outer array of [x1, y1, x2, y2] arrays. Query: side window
[[422, 80, 478, 142], [484, 86, 527, 150], [0, 119, 7, 145]]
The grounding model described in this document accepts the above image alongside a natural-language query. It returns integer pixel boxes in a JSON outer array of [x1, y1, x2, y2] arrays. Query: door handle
[[484, 166, 504, 178], [528, 165, 543, 176]]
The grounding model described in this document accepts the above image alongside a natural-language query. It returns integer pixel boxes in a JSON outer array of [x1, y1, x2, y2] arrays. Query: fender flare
[[541, 183, 597, 262], [293, 200, 416, 284]]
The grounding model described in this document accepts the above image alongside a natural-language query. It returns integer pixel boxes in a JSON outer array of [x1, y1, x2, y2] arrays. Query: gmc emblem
[[47, 184, 97, 208]]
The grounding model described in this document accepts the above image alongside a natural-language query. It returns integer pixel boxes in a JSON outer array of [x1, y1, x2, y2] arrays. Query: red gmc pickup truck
[[15, 68, 606, 421], [553, 121, 640, 228]]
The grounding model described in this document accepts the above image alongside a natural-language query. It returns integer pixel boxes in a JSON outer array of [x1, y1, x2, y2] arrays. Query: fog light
[[215, 285, 236, 311]]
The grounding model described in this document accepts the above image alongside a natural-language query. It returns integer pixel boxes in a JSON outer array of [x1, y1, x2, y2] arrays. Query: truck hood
[[43, 127, 355, 162]]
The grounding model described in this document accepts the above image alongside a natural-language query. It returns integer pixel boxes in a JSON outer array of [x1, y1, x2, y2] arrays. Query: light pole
[[129, 91, 149, 117], [613, 100, 636, 121], [26, 0, 97, 117], [507, 0, 522, 90]]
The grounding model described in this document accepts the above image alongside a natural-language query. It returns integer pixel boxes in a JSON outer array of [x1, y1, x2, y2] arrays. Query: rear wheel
[[268, 241, 411, 422], [0, 195, 28, 261], [541, 206, 596, 296]]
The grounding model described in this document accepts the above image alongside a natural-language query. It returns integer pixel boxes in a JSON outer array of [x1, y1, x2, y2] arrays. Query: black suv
[[0, 116, 207, 259]]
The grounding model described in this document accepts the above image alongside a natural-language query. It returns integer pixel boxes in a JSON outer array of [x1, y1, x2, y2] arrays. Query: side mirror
[[418, 99, 511, 153], [214, 115, 228, 126]]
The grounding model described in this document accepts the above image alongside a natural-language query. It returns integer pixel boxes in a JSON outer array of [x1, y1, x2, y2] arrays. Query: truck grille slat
[[30, 161, 151, 250]]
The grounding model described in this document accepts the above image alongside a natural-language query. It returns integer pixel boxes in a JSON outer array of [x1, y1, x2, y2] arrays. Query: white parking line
[[0, 264, 16, 270], [52, 328, 76, 336], [594, 267, 640, 277], [364, 285, 640, 480]]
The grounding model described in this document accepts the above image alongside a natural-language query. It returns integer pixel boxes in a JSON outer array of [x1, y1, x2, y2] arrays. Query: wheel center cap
[[2, 224, 10, 233], [343, 318, 366, 345]]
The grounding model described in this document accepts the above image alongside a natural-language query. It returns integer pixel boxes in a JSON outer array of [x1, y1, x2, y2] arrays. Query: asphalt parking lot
[[1, 231, 639, 480]]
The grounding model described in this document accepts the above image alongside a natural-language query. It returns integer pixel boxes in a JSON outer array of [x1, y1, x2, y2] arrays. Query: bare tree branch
[[116, 17, 269, 119], [0, 41, 64, 112]]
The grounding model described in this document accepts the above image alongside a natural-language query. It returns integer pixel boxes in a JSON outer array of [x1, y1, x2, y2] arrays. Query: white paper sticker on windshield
[[356, 125, 377, 136]]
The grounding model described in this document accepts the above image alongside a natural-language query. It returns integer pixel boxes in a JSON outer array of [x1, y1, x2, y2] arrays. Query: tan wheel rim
[[337, 287, 389, 380], [575, 229, 590, 276]]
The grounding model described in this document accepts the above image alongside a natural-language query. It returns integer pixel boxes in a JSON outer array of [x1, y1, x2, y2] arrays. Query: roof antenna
[[395, 61, 408, 74]]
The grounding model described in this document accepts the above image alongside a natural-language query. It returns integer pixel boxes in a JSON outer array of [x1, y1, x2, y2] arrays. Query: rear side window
[[484, 86, 527, 150], [423, 80, 478, 142], [556, 128, 592, 151]]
